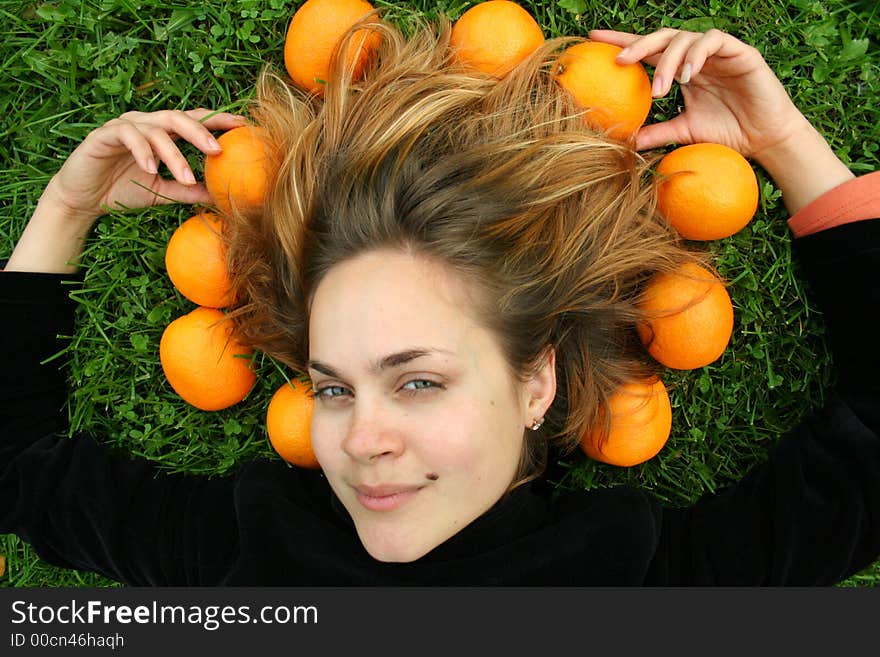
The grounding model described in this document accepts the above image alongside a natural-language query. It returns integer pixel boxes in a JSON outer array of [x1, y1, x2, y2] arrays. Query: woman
[[2, 21, 878, 584]]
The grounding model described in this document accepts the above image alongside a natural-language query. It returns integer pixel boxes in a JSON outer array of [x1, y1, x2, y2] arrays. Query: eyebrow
[[307, 348, 453, 378]]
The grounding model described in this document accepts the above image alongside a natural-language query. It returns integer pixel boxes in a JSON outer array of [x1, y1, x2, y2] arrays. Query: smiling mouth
[[354, 485, 424, 512]]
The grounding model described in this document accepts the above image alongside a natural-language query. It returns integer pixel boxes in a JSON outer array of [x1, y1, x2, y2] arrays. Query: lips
[[353, 483, 424, 512]]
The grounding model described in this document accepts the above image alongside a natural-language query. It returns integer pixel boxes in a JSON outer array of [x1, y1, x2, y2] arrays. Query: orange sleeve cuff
[[787, 171, 880, 238]]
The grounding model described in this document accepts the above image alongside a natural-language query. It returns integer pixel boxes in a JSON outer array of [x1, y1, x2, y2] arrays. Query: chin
[[357, 526, 441, 563]]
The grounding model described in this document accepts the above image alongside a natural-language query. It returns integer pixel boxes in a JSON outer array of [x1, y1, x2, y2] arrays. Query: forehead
[[308, 249, 484, 360]]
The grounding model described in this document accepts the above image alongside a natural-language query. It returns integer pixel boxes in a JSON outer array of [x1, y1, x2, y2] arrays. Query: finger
[[185, 108, 250, 133], [141, 125, 198, 185], [650, 31, 703, 97], [148, 180, 214, 207], [634, 115, 694, 151], [141, 109, 232, 155], [587, 29, 641, 48], [127, 109, 243, 156], [608, 28, 682, 67], [680, 29, 735, 80], [589, 29, 687, 98], [98, 120, 160, 175], [181, 108, 251, 150]]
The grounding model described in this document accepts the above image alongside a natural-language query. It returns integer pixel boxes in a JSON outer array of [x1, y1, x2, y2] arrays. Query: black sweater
[[2, 218, 879, 586]]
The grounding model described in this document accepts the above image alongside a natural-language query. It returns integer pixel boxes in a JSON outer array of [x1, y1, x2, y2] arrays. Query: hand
[[41, 108, 247, 224], [589, 28, 812, 159], [589, 28, 854, 215], [6, 108, 247, 274]]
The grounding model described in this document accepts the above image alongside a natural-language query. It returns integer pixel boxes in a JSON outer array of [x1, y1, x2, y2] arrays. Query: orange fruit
[[637, 262, 734, 370], [203, 125, 273, 216], [580, 378, 672, 467], [266, 379, 320, 469], [164, 212, 232, 309], [656, 143, 759, 241], [283, 0, 381, 95], [159, 307, 256, 411], [553, 41, 652, 140], [449, 1, 545, 78]]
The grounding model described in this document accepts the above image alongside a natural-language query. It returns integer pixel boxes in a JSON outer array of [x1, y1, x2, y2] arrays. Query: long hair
[[225, 14, 704, 483]]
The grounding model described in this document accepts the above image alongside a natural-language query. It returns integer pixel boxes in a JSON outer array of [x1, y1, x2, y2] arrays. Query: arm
[[647, 218, 880, 585], [590, 28, 880, 584], [1, 109, 247, 584], [0, 271, 242, 584]]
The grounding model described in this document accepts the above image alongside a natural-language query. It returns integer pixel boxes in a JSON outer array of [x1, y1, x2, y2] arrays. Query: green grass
[[1, 0, 878, 587]]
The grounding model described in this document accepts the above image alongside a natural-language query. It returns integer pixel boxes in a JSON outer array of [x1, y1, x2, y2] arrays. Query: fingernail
[[681, 63, 692, 85], [146, 158, 158, 175], [183, 168, 197, 185], [651, 75, 664, 97], [206, 136, 222, 152], [616, 47, 630, 61]]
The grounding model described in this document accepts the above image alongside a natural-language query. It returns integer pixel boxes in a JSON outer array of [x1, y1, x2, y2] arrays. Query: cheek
[[422, 396, 522, 475], [309, 409, 343, 467]]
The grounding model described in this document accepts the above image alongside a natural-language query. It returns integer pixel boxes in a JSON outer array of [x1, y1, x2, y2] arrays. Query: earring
[[530, 417, 545, 431]]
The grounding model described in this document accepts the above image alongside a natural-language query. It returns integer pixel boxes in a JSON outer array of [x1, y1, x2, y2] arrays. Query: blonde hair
[[226, 15, 702, 482]]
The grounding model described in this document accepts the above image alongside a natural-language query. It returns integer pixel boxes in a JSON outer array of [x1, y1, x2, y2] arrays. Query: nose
[[341, 399, 405, 464]]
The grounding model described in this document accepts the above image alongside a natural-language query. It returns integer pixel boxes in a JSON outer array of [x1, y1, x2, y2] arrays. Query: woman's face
[[307, 249, 554, 562]]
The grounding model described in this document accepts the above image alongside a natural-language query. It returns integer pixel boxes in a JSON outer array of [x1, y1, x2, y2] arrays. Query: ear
[[522, 345, 557, 429]]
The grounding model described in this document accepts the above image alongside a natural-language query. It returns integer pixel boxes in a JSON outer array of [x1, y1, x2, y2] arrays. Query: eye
[[313, 385, 351, 402], [400, 379, 442, 395]]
